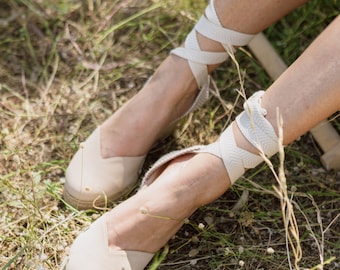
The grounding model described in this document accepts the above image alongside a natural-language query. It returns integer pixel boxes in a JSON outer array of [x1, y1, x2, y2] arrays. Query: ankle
[[149, 55, 199, 120]]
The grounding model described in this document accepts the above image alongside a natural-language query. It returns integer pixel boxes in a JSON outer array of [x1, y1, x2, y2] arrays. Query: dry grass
[[0, 0, 339, 269]]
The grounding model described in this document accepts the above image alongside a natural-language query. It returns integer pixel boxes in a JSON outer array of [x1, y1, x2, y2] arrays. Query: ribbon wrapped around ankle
[[171, 0, 256, 89], [235, 91, 279, 158], [202, 91, 279, 184]]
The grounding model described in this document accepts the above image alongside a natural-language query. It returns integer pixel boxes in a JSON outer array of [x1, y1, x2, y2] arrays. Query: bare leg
[[100, 0, 308, 158], [106, 15, 340, 253], [262, 18, 340, 144]]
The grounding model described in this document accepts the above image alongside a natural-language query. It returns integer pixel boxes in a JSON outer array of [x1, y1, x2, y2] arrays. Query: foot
[[63, 152, 231, 270], [105, 152, 230, 253], [99, 55, 199, 159]]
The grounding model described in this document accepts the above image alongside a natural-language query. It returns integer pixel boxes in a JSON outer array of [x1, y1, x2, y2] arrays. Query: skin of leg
[[100, 0, 309, 158], [261, 15, 340, 144], [106, 16, 340, 253]]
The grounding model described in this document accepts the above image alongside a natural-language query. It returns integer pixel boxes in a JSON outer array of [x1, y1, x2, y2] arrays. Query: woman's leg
[[100, 0, 309, 158]]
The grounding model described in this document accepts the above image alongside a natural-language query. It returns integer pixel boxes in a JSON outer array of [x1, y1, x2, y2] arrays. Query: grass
[[0, 0, 339, 269]]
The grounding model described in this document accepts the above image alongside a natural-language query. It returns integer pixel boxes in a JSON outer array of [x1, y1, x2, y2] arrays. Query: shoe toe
[[64, 128, 145, 209], [64, 214, 154, 270]]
